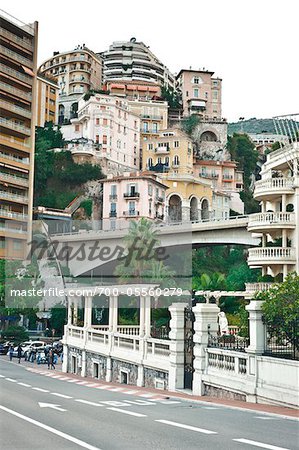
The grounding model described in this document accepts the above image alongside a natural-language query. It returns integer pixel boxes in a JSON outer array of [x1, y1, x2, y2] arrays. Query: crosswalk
[[26, 367, 171, 402]]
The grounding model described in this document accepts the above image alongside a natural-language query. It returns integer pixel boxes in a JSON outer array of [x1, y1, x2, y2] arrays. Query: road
[[0, 357, 298, 450]]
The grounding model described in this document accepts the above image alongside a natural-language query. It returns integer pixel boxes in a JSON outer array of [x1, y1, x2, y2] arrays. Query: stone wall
[[111, 359, 138, 385], [144, 367, 169, 390], [204, 383, 246, 402], [86, 352, 107, 379]]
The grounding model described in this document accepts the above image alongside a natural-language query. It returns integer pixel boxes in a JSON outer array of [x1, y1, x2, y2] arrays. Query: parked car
[[0, 341, 12, 355], [22, 341, 46, 359]]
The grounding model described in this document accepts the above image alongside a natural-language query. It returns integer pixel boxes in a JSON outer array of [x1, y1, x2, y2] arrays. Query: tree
[[160, 85, 182, 109], [181, 114, 200, 136], [50, 303, 66, 336], [193, 272, 226, 291], [0, 325, 29, 343], [258, 273, 299, 353]]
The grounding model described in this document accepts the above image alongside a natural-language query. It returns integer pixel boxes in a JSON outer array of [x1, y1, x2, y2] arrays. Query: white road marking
[[254, 416, 279, 420], [95, 385, 108, 389], [51, 392, 73, 399], [139, 393, 155, 398], [32, 387, 50, 393], [100, 401, 131, 407], [126, 400, 156, 406], [85, 383, 100, 387], [107, 407, 147, 417], [67, 379, 77, 383], [0, 405, 101, 450], [58, 377, 71, 381], [75, 399, 103, 407], [159, 401, 181, 405], [0, 374, 5, 378], [51, 375, 62, 379], [202, 406, 220, 410], [39, 402, 67, 412], [107, 387, 124, 392], [5, 378, 17, 382], [18, 382, 31, 387], [155, 419, 217, 435], [122, 390, 139, 394], [76, 381, 90, 385], [232, 438, 290, 450]]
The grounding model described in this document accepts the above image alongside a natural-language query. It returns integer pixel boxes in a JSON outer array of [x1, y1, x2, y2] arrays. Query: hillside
[[228, 118, 278, 135]]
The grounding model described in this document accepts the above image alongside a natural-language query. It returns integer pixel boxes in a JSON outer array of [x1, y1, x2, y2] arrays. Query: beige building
[[38, 45, 103, 124], [36, 75, 59, 126], [176, 69, 222, 119], [0, 11, 38, 259]]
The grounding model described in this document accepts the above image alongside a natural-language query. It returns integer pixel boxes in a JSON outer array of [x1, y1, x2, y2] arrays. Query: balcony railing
[[0, 225, 27, 235], [1, 100, 31, 118], [0, 152, 29, 164], [248, 247, 296, 263], [124, 192, 140, 198], [0, 45, 33, 68], [155, 147, 169, 154], [123, 211, 140, 216], [248, 212, 295, 230], [155, 196, 164, 203], [109, 211, 117, 217], [0, 209, 28, 220], [1, 81, 32, 100], [0, 118, 31, 135], [109, 194, 118, 201], [0, 134, 31, 148], [0, 27, 34, 51], [254, 177, 294, 197], [0, 63, 32, 85], [0, 172, 29, 187], [0, 191, 29, 203], [141, 115, 163, 120], [245, 282, 274, 294]]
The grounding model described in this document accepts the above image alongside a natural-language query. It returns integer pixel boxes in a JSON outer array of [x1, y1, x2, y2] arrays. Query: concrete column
[[246, 300, 266, 355], [282, 229, 287, 247], [144, 295, 151, 338], [168, 302, 189, 391], [62, 344, 68, 373], [182, 201, 190, 223], [281, 194, 287, 212], [67, 297, 72, 325], [139, 296, 145, 337], [192, 303, 220, 396], [137, 364, 144, 387], [112, 295, 118, 332], [261, 201, 266, 213], [106, 356, 112, 382], [84, 296, 92, 328], [108, 295, 114, 332], [81, 349, 86, 377], [73, 297, 79, 326]]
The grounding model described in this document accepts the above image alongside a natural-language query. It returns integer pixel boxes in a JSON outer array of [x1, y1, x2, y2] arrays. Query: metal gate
[[184, 307, 194, 389]]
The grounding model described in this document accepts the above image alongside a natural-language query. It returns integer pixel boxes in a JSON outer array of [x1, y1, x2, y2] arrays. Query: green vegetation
[[34, 122, 103, 208], [228, 118, 278, 135], [0, 325, 29, 343], [181, 114, 200, 136], [227, 133, 260, 213], [258, 273, 299, 353], [160, 85, 182, 109], [49, 303, 67, 336], [83, 89, 110, 101]]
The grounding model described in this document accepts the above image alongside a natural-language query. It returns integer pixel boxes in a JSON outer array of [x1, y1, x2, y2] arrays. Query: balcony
[[123, 211, 140, 217], [0, 172, 29, 187], [155, 147, 169, 154], [0, 45, 33, 68], [0, 152, 30, 165], [69, 78, 90, 85], [155, 196, 164, 204], [0, 224, 27, 237], [1, 81, 32, 101], [0, 135, 31, 151], [155, 214, 164, 221], [0, 209, 28, 221], [141, 115, 163, 120], [1, 100, 31, 118], [109, 211, 117, 218], [0, 63, 32, 85], [248, 247, 296, 266], [248, 212, 296, 232], [254, 177, 294, 200], [109, 194, 118, 201], [200, 172, 219, 179], [0, 191, 29, 203], [245, 282, 274, 295], [124, 192, 140, 199], [0, 118, 31, 136], [0, 28, 33, 51]]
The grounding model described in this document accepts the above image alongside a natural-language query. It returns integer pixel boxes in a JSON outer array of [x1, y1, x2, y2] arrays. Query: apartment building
[[248, 142, 299, 279], [176, 69, 222, 119], [101, 172, 168, 230], [35, 74, 59, 126], [194, 160, 244, 214], [142, 128, 194, 174], [38, 45, 103, 123], [101, 38, 175, 89], [0, 11, 38, 259], [61, 93, 140, 173]]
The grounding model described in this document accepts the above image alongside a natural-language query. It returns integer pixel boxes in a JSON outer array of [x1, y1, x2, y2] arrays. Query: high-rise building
[[0, 10, 38, 259], [38, 45, 103, 123], [35, 74, 59, 126], [101, 38, 175, 89], [176, 69, 222, 119]]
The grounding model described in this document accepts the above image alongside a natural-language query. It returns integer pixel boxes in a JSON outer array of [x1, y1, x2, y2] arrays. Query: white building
[[61, 93, 141, 173]]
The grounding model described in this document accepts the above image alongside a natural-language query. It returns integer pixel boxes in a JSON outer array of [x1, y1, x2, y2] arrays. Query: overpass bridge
[[48, 216, 259, 277]]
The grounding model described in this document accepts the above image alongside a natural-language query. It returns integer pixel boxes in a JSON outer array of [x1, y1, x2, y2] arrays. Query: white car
[[22, 341, 46, 358]]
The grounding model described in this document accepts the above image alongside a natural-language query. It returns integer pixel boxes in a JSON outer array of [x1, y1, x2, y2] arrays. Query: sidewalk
[[14, 356, 298, 420]]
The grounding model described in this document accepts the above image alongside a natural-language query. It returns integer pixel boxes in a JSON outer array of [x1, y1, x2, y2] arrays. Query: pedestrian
[[8, 345, 14, 361], [48, 348, 55, 370], [17, 344, 22, 364]]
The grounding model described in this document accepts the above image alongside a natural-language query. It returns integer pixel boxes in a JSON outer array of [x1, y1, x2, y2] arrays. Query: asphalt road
[[0, 357, 298, 450]]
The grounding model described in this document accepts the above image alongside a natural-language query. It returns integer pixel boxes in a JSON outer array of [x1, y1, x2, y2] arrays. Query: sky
[[1, 0, 298, 121]]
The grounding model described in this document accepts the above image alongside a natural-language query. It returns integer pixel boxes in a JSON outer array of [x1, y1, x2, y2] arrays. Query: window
[[103, 118, 108, 126], [148, 184, 153, 195], [173, 155, 179, 166], [205, 92, 208, 99], [149, 200, 152, 215], [165, 156, 169, 166], [95, 135, 99, 143], [212, 91, 218, 100], [103, 135, 107, 145], [96, 118, 99, 125], [50, 87, 56, 94], [123, 126, 127, 134], [110, 202, 117, 217], [152, 123, 158, 133], [148, 143, 153, 150], [186, 91, 189, 97], [100, 105, 106, 111], [193, 77, 200, 84], [157, 157, 162, 164], [0, 239, 5, 249], [143, 122, 149, 132], [118, 124, 121, 133], [193, 88, 199, 98], [13, 240, 22, 251], [148, 157, 153, 168], [111, 185, 117, 198], [213, 80, 218, 87], [134, 133, 137, 142], [128, 201, 136, 215], [134, 146, 137, 154], [75, 124, 80, 132], [174, 140, 179, 148], [134, 120, 138, 129]]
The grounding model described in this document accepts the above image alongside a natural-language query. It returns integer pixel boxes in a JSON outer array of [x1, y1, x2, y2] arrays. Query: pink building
[[100, 172, 168, 230], [61, 93, 141, 172], [176, 69, 222, 119]]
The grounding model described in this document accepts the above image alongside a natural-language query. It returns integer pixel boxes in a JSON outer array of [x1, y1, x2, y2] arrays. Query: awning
[[21, 65, 35, 77], [137, 86, 148, 91], [126, 85, 137, 90], [149, 86, 159, 92], [110, 83, 125, 89]]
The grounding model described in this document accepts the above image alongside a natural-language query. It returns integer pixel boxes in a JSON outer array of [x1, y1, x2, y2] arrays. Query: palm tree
[[193, 272, 226, 291]]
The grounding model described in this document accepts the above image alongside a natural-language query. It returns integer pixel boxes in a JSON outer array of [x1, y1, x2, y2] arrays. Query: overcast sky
[[1, 0, 298, 121]]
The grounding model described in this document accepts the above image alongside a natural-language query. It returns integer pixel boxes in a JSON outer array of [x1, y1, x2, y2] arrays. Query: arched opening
[[190, 197, 198, 221], [173, 155, 179, 166], [200, 131, 217, 142], [201, 199, 209, 220], [58, 104, 65, 124], [148, 157, 153, 169], [70, 102, 78, 119], [168, 194, 182, 222]]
